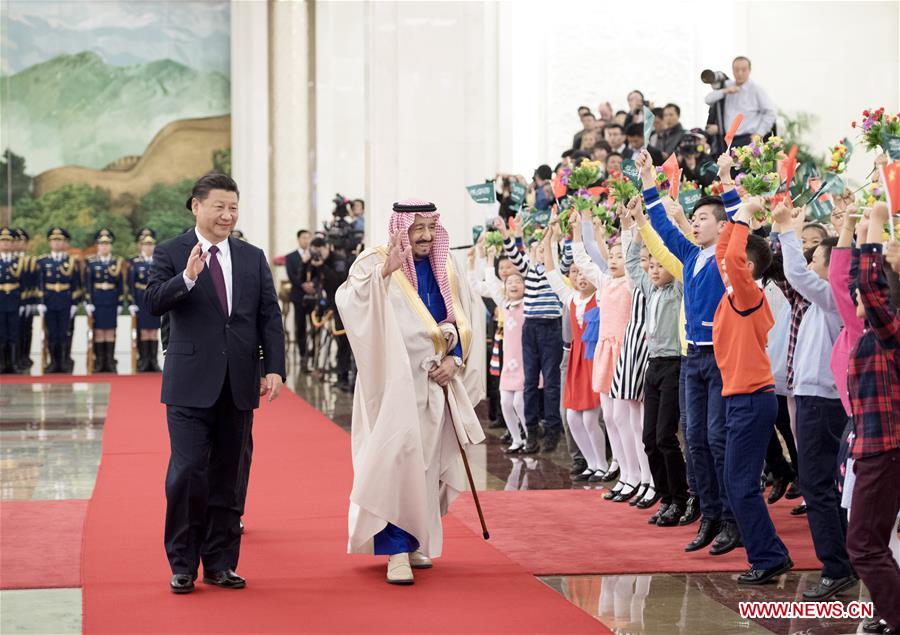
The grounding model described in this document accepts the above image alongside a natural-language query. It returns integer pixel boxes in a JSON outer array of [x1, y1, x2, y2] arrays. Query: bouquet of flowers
[[681, 180, 700, 192], [483, 231, 504, 250], [731, 135, 784, 196], [523, 225, 544, 244], [557, 160, 603, 234], [858, 182, 886, 208], [851, 108, 900, 152], [606, 170, 639, 206], [827, 139, 852, 173], [592, 203, 618, 237], [566, 160, 602, 190], [655, 168, 670, 192], [705, 181, 725, 197]]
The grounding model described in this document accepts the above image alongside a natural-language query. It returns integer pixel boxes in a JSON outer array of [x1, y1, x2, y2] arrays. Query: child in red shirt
[[713, 192, 792, 585]]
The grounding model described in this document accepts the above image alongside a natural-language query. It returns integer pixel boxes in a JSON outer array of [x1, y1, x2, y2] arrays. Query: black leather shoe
[[522, 437, 540, 454], [636, 487, 662, 509], [569, 460, 588, 476], [737, 558, 793, 585], [679, 496, 700, 525], [802, 575, 858, 601], [603, 484, 623, 500], [648, 503, 670, 525], [863, 618, 888, 633], [202, 569, 246, 589], [599, 464, 620, 483], [656, 503, 684, 527], [791, 503, 808, 516], [588, 469, 609, 483], [767, 478, 789, 505], [500, 431, 512, 443], [541, 431, 560, 453], [489, 418, 507, 429], [571, 469, 595, 482], [785, 482, 802, 500], [613, 483, 639, 503], [170, 574, 195, 594], [685, 518, 721, 552], [629, 484, 649, 506], [709, 522, 743, 556]]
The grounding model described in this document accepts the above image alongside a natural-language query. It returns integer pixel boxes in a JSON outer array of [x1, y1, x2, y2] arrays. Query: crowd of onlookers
[[467, 56, 899, 633]]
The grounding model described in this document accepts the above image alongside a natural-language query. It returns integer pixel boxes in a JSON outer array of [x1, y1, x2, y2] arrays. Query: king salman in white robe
[[335, 245, 485, 558]]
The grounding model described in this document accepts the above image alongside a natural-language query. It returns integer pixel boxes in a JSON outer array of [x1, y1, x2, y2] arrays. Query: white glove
[[85, 304, 95, 316], [19, 305, 26, 316], [128, 304, 138, 316], [37, 304, 47, 317], [70, 305, 78, 319]]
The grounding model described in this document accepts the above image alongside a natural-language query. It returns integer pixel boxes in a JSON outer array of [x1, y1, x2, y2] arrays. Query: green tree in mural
[[132, 180, 196, 243], [12, 184, 134, 256], [212, 147, 231, 175], [0, 149, 33, 206]]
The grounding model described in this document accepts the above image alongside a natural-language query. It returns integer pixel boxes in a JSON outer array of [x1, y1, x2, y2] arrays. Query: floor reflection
[[541, 572, 871, 635], [0, 383, 107, 501]]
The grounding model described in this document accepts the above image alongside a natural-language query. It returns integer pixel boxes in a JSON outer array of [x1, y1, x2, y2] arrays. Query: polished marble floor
[[0, 362, 876, 634]]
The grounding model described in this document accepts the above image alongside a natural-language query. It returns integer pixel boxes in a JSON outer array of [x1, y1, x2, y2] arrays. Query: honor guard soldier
[[128, 228, 161, 372], [85, 229, 125, 373], [14, 228, 37, 372], [0, 227, 25, 373], [37, 227, 83, 373]]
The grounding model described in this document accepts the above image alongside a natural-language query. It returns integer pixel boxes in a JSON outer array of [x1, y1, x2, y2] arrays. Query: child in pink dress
[[570, 212, 643, 502]]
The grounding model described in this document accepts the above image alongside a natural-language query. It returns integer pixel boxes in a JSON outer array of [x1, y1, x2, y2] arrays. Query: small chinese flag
[[883, 160, 900, 213], [724, 113, 744, 148], [662, 153, 680, 186], [669, 168, 682, 200], [781, 144, 798, 190]]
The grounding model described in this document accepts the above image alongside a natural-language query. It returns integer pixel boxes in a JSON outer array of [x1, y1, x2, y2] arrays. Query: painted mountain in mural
[[0, 51, 229, 175]]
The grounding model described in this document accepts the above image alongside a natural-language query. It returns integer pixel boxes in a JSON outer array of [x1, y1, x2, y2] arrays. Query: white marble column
[[270, 0, 314, 259], [230, 0, 271, 253]]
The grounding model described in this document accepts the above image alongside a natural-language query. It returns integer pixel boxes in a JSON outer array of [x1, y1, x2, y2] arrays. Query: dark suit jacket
[[145, 230, 286, 410], [284, 250, 308, 304]]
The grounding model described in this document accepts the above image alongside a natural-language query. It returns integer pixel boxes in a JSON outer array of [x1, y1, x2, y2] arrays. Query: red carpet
[[78, 376, 609, 634], [0, 499, 88, 589], [450, 489, 819, 575]]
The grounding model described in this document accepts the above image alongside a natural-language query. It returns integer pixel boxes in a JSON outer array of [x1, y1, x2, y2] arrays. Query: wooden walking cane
[[441, 384, 490, 540]]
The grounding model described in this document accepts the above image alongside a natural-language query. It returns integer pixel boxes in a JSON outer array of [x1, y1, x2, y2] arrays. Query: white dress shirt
[[693, 244, 717, 276], [704, 79, 777, 137], [183, 228, 233, 314]]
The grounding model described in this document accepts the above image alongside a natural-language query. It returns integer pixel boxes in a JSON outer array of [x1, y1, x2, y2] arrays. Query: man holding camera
[[308, 236, 353, 392], [704, 56, 776, 150]]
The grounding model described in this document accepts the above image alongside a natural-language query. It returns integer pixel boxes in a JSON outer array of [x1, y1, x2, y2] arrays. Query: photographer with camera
[[307, 235, 354, 392], [703, 56, 776, 151]]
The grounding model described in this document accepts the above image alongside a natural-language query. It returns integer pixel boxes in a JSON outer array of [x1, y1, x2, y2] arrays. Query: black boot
[[7, 344, 23, 374], [44, 344, 62, 375], [106, 342, 118, 374], [522, 426, 541, 454], [91, 341, 103, 373], [0, 344, 10, 374], [147, 340, 161, 372], [136, 340, 148, 373]]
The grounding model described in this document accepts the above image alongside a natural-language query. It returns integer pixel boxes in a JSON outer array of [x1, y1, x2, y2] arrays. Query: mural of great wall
[[33, 114, 231, 200]]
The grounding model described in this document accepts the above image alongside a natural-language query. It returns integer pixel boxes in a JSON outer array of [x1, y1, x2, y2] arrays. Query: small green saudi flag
[[466, 182, 495, 204]]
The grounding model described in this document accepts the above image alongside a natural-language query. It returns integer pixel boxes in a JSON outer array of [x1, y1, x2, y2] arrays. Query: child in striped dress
[[543, 223, 607, 480], [569, 211, 643, 502]]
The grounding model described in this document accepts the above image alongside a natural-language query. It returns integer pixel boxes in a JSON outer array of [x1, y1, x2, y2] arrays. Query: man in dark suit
[[145, 173, 285, 594], [284, 229, 313, 370]]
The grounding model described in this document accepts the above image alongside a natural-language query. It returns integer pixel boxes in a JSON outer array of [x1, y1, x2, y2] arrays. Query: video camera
[[322, 193, 364, 253], [700, 69, 729, 87]]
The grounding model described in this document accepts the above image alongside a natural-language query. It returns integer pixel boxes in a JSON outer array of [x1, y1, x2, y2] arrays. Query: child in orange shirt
[[713, 192, 792, 585]]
